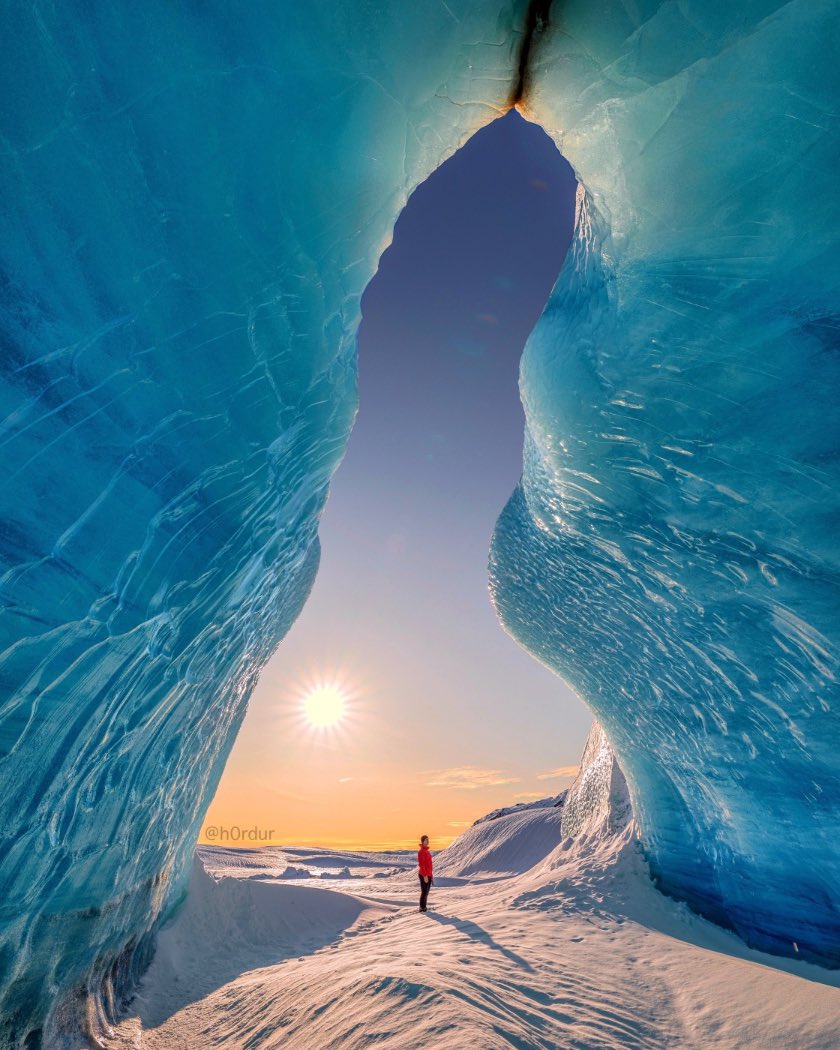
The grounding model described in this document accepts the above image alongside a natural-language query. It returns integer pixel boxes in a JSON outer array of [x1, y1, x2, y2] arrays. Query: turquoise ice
[[492, 0, 840, 965], [0, 1, 838, 1043]]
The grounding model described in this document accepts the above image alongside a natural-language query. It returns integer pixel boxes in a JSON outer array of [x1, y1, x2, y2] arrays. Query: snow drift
[[1, 0, 839, 1043], [134, 857, 388, 1023], [435, 804, 564, 880]]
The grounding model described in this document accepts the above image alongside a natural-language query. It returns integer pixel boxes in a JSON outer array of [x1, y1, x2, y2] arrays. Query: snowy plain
[[106, 801, 840, 1049]]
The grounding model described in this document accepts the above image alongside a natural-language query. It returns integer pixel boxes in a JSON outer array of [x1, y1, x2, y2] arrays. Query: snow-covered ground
[[106, 801, 840, 1049]]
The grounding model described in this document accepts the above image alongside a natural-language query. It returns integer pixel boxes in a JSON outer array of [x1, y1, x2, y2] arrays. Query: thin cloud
[[422, 767, 521, 790], [536, 765, 579, 781], [448, 821, 473, 828], [514, 792, 545, 800]]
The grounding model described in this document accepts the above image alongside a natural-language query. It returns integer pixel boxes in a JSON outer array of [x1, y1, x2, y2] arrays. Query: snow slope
[[434, 803, 564, 880], [107, 792, 840, 1049]]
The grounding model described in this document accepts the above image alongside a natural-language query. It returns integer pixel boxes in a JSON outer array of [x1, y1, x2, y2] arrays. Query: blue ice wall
[[0, 3, 520, 1042], [491, 1, 840, 964]]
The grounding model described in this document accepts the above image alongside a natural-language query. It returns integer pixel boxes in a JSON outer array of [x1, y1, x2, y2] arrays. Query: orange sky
[[201, 761, 578, 851], [200, 673, 579, 851]]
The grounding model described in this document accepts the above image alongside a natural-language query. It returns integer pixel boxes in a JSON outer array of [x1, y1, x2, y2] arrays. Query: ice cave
[[0, 1, 838, 1045]]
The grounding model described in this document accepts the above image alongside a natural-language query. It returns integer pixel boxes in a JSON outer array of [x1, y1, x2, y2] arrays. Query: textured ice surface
[[561, 723, 631, 842], [0, 3, 520, 1042], [0, 0, 839, 1043], [491, 0, 840, 966]]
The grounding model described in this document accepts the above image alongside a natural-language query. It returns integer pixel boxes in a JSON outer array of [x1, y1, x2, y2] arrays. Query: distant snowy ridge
[[197, 845, 414, 882], [472, 791, 565, 826]]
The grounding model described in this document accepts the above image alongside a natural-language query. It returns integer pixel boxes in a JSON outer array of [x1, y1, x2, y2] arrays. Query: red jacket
[[418, 845, 433, 878]]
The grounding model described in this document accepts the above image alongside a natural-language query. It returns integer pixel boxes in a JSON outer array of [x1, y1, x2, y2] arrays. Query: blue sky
[[205, 111, 592, 848]]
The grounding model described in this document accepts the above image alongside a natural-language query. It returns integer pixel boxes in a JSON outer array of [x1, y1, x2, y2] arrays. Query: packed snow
[[106, 751, 840, 1049]]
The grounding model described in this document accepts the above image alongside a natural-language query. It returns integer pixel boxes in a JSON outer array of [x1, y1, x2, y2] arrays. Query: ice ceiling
[[0, 0, 838, 1044]]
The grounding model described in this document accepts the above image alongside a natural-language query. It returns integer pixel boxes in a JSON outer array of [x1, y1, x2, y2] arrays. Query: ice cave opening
[[203, 108, 589, 852], [2, 3, 839, 1044]]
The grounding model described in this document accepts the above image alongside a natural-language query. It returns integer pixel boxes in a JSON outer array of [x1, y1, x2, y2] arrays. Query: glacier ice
[[0, 0, 838, 1043], [560, 723, 631, 842], [0, 2, 521, 1042], [491, 0, 840, 966]]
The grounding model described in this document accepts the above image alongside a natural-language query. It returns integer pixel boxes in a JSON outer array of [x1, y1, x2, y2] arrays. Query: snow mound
[[436, 804, 563, 878], [473, 792, 565, 826], [135, 856, 390, 1024], [279, 865, 312, 880]]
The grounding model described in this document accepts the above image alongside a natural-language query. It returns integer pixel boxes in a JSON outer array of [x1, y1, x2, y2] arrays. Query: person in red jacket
[[418, 834, 433, 912]]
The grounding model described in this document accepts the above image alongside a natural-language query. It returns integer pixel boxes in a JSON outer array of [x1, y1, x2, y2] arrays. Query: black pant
[[419, 874, 432, 909]]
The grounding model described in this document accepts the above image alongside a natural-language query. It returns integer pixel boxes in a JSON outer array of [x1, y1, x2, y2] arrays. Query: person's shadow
[[426, 911, 534, 972]]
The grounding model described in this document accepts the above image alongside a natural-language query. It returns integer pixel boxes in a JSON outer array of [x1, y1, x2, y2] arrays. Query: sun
[[286, 669, 361, 739], [302, 683, 347, 729]]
